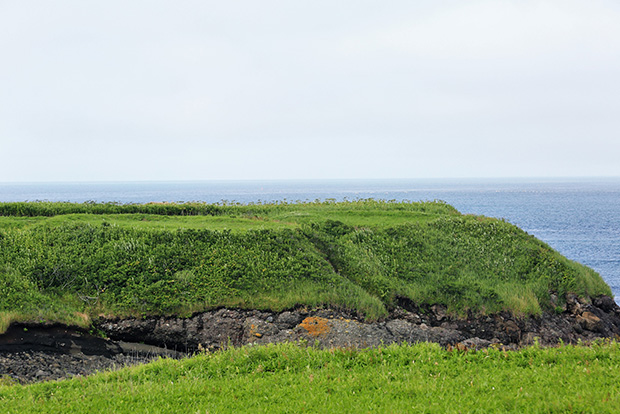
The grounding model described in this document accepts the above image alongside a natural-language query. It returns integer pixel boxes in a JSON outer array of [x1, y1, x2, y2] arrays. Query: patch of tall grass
[[301, 216, 611, 315]]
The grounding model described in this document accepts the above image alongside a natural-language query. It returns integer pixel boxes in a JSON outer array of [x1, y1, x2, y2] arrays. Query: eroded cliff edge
[[96, 294, 620, 352], [2, 294, 619, 383]]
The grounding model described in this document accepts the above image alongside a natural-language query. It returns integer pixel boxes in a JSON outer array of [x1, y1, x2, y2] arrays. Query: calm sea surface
[[1, 178, 619, 301]]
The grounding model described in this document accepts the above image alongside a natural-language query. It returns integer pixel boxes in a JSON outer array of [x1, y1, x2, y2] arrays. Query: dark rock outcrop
[[96, 294, 620, 352], [2, 294, 619, 383], [0, 324, 182, 384]]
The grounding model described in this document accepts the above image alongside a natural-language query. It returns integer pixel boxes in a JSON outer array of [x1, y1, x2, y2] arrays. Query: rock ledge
[[2, 294, 619, 383]]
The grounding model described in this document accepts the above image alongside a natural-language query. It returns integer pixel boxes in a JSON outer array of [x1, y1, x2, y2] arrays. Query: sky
[[1, 0, 620, 182]]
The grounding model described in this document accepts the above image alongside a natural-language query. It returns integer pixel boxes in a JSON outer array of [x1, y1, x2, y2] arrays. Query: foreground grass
[[1, 341, 619, 413], [0, 200, 612, 330]]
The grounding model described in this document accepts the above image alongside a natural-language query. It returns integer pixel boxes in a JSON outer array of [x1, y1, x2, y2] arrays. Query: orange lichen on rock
[[249, 323, 262, 338], [299, 317, 331, 337]]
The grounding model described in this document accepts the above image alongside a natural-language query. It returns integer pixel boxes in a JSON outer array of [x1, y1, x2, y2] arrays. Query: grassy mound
[[0, 200, 611, 330]]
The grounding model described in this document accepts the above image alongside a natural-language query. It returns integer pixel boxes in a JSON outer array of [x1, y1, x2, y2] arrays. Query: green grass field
[[0, 200, 611, 332], [1, 341, 619, 413]]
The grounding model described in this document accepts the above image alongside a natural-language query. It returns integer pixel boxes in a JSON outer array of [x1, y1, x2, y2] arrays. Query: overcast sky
[[1, 1, 619, 182]]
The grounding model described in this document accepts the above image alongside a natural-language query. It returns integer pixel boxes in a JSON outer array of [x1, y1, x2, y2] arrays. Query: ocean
[[1, 177, 619, 301]]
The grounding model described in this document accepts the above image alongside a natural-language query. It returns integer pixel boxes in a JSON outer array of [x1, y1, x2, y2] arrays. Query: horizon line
[[2, 175, 620, 185]]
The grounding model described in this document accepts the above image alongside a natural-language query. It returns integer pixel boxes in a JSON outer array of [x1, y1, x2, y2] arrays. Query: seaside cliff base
[[1, 293, 619, 384]]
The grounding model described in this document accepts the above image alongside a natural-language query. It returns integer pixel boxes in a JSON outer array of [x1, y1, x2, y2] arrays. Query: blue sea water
[[1, 178, 619, 302]]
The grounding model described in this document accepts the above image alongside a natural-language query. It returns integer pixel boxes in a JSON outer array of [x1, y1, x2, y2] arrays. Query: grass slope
[[0, 200, 611, 331], [1, 341, 619, 413]]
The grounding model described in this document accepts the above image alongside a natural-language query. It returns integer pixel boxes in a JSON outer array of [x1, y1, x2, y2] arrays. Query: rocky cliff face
[[2, 294, 619, 383], [96, 294, 620, 352]]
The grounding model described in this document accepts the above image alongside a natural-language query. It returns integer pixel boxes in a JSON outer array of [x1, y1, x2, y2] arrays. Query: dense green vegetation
[[0, 200, 611, 330], [2, 341, 619, 413]]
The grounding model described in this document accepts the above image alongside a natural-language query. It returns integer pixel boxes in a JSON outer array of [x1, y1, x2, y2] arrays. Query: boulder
[[577, 311, 603, 333]]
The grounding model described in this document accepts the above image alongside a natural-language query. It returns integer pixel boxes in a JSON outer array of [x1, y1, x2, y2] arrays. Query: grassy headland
[[0, 200, 611, 331]]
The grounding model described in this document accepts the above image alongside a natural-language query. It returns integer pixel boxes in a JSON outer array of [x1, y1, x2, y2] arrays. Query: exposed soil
[[2, 294, 619, 384]]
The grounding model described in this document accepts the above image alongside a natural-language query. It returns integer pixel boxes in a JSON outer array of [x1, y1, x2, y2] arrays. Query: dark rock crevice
[[0, 324, 182, 384]]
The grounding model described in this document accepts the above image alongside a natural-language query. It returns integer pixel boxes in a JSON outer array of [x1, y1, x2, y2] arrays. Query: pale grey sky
[[1, 1, 619, 182]]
